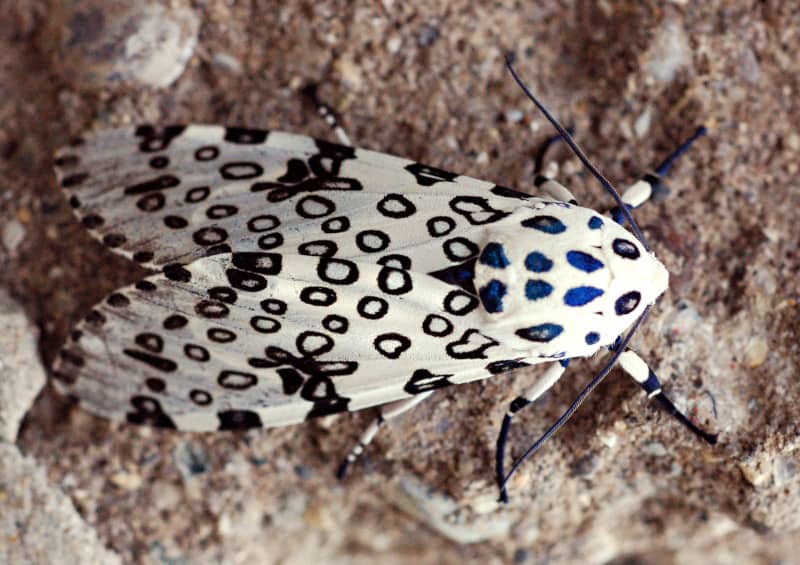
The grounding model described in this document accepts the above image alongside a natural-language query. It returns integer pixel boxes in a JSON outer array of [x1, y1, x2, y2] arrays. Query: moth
[[52, 61, 716, 501]]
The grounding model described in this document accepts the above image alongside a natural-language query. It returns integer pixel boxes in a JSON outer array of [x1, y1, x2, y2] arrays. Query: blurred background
[[1, 1, 798, 563]]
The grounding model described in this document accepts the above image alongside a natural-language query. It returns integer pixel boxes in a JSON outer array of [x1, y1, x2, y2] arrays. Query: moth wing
[[55, 126, 537, 271], [53, 252, 539, 430]]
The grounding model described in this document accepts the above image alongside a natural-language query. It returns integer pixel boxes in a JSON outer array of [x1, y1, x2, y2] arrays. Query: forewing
[[53, 253, 538, 430], [55, 126, 536, 272]]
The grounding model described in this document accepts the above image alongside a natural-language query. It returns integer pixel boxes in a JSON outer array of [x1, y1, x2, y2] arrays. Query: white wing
[[55, 126, 536, 272], [53, 252, 541, 430]]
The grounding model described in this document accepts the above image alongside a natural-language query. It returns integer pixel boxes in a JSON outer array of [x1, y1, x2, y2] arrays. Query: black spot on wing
[[486, 359, 531, 374], [127, 396, 176, 428], [445, 329, 499, 359], [490, 185, 533, 199], [224, 127, 269, 144], [405, 162, 458, 186], [218, 410, 263, 429], [450, 196, 509, 225], [404, 369, 454, 394], [135, 125, 186, 152]]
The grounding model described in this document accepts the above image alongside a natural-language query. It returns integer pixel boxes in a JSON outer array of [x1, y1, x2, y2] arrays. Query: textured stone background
[[1, 1, 799, 563]]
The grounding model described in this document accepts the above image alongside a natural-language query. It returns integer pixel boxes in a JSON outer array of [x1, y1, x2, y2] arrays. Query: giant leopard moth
[[52, 60, 716, 502]]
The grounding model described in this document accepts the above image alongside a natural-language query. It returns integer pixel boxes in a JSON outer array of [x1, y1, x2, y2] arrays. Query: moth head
[[472, 206, 668, 355], [600, 221, 669, 323]]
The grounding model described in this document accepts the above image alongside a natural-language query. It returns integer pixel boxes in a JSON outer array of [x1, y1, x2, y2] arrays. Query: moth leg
[[611, 127, 706, 225], [532, 129, 579, 204], [495, 360, 569, 503], [535, 175, 578, 205], [336, 391, 434, 480], [618, 350, 718, 444], [301, 83, 353, 146]]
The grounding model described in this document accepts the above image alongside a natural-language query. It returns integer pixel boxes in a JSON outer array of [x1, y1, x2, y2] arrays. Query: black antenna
[[505, 56, 651, 251], [498, 306, 652, 499]]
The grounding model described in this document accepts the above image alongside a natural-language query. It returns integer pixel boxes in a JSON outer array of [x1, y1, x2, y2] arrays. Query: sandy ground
[[1, 1, 799, 563]]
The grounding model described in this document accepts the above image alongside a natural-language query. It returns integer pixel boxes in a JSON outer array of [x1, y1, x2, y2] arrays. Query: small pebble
[[212, 52, 243, 74], [505, 109, 524, 123], [643, 442, 667, 457], [303, 503, 334, 530], [110, 470, 142, 491], [745, 338, 768, 368], [0, 289, 46, 441], [174, 441, 209, 479], [772, 456, 797, 487], [387, 35, 402, 54], [514, 548, 530, 563], [740, 47, 761, 84], [2, 218, 25, 255], [571, 454, 598, 476], [644, 20, 691, 83], [739, 457, 770, 488], [56, 1, 199, 89], [334, 56, 363, 89], [294, 464, 313, 479], [634, 107, 652, 138], [418, 24, 440, 47]]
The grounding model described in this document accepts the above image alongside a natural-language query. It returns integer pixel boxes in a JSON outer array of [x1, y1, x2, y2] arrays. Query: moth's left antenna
[[504, 56, 651, 252]]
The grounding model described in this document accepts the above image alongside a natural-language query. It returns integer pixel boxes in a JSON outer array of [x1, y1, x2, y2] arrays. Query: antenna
[[497, 306, 652, 500], [505, 56, 651, 251]]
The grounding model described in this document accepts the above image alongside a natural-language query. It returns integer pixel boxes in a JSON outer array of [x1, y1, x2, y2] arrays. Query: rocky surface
[[0, 442, 122, 564], [0, 289, 46, 442], [1, 1, 798, 563], [53, 0, 199, 89]]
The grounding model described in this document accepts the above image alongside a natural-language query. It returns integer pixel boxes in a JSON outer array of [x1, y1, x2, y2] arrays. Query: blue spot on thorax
[[525, 279, 553, 301], [521, 215, 567, 234], [479, 279, 507, 313], [585, 332, 600, 345], [564, 286, 604, 306], [516, 323, 563, 342], [525, 251, 553, 273], [566, 250, 604, 273], [479, 242, 510, 269], [588, 216, 603, 229]]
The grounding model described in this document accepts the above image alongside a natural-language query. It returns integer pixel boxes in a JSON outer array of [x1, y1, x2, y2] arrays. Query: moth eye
[[613, 238, 640, 260], [615, 291, 642, 315]]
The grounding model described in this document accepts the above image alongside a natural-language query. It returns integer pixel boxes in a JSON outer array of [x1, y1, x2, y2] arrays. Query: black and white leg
[[495, 359, 570, 503], [535, 175, 578, 205], [611, 126, 707, 225], [533, 129, 579, 204], [337, 391, 435, 480], [618, 350, 718, 444], [301, 83, 353, 146]]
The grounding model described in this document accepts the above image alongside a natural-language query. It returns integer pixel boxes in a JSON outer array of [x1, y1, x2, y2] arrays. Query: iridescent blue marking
[[521, 215, 566, 234], [566, 250, 604, 273], [479, 242, 510, 269], [588, 216, 603, 229], [515, 323, 563, 343], [479, 279, 507, 313], [564, 286, 604, 306], [559, 358, 571, 368], [525, 279, 553, 301], [525, 251, 553, 273], [585, 332, 600, 345]]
